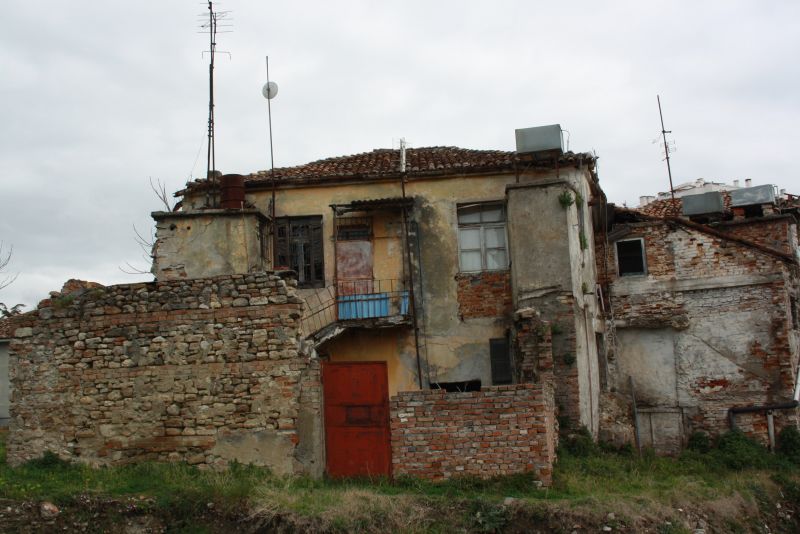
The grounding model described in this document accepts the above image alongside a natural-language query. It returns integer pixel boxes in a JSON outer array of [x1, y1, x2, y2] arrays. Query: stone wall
[[7, 272, 323, 475], [389, 383, 557, 486], [455, 271, 512, 319]]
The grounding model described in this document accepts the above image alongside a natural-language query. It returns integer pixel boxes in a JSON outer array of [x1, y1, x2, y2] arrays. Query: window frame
[[274, 216, 325, 288], [615, 237, 647, 277], [456, 202, 509, 273]]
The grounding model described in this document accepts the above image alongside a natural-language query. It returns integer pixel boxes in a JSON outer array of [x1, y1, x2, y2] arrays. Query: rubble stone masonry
[[7, 272, 323, 474], [389, 383, 557, 486]]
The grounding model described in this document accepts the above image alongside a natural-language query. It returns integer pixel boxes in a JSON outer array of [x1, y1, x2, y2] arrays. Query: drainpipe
[[727, 400, 799, 437], [727, 366, 800, 444]]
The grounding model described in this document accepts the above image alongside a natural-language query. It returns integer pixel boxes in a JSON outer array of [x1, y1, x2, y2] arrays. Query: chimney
[[639, 195, 655, 207], [745, 178, 752, 187], [733, 179, 740, 187]]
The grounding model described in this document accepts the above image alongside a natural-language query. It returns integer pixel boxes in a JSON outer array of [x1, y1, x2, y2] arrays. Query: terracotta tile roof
[[0, 318, 12, 339], [181, 147, 594, 192], [638, 192, 733, 218], [249, 147, 519, 185]]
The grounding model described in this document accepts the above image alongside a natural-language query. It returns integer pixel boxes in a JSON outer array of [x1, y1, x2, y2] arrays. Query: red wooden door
[[323, 362, 391, 478]]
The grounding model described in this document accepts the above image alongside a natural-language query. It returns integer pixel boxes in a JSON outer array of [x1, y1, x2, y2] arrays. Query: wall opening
[[616, 238, 646, 276]]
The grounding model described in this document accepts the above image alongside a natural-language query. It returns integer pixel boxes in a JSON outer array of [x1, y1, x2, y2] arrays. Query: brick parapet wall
[[389, 383, 557, 485], [717, 217, 795, 256], [455, 271, 512, 319], [8, 272, 321, 473]]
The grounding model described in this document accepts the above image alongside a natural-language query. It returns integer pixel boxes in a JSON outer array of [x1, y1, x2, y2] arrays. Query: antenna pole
[[267, 57, 276, 219], [266, 56, 277, 264], [206, 1, 218, 185], [657, 95, 675, 202]]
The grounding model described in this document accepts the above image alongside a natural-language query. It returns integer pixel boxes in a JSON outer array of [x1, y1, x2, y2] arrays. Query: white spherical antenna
[[262, 81, 279, 100]]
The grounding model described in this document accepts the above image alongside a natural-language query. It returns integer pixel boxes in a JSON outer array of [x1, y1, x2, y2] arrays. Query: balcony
[[301, 278, 412, 343]]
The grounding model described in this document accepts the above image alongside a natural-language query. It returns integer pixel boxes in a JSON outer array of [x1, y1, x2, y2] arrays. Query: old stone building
[[8, 125, 600, 483], [598, 188, 800, 453]]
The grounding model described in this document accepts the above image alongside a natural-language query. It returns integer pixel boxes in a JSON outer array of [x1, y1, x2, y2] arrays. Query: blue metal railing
[[301, 278, 411, 337]]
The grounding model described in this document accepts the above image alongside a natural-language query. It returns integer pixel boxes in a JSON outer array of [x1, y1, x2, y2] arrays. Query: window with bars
[[457, 203, 508, 272], [274, 216, 325, 288]]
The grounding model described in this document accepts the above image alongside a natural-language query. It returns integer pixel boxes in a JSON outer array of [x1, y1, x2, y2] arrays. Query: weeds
[[558, 190, 574, 208]]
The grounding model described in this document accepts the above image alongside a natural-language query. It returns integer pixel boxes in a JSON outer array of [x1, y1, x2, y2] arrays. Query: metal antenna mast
[[261, 58, 280, 265], [198, 1, 232, 186], [657, 95, 676, 202]]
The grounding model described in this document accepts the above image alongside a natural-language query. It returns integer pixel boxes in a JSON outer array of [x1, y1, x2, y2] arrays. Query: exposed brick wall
[[718, 217, 794, 256], [601, 217, 800, 448], [456, 271, 512, 319], [513, 307, 553, 384], [390, 384, 557, 485], [8, 272, 322, 473]]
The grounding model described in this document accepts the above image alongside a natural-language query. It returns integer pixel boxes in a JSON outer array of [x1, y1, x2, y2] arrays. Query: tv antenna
[[198, 1, 232, 186], [262, 57, 279, 251], [657, 95, 676, 202]]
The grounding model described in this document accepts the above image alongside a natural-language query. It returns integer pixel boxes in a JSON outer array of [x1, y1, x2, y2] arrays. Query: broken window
[[336, 217, 372, 241], [457, 203, 508, 272], [616, 238, 646, 276], [274, 216, 325, 288], [490, 337, 513, 385]]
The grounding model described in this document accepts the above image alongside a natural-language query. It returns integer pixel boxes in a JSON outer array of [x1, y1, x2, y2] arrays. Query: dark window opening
[[274, 216, 325, 288], [336, 217, 372, 241], [431, 379, 482, 393], [617, 239, 646, 276], [791, 297, 798, 330], [490, 337, 513, 385], [744, 205, 764, 218], [596, 333, 608, 391]]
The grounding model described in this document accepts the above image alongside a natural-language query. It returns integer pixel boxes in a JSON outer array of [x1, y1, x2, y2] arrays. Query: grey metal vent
[[515, 124, 563, 155], [681, 192, 724, 216], [730, 184, 776, 207]]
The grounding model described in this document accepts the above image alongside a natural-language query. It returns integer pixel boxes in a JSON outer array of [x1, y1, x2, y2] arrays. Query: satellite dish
[[262, 81, 279, 100]]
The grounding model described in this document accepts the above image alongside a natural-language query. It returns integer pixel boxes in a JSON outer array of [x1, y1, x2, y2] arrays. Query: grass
[[1, 429, 800, 532]]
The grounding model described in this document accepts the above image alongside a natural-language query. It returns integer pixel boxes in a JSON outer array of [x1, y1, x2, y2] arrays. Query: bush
[[777, 425, 800, 464], [712, 430, 771, 470], [560, 426, 598, 457], [687, 431, 711, 454]]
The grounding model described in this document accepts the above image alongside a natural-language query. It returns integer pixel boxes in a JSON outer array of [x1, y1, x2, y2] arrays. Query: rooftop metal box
[[729, 184, 776, 207], [682, 192, 724, 216], [515, 124, 563, 155]]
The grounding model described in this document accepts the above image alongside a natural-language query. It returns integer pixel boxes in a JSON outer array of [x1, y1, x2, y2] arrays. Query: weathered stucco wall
[[7, 273, 324, 475], [247, 173, 522, 389], [506, 169, 601, 435], [604, 217, 800, 451], [152, 210, 269, 281], [390, 383, 557, 485]]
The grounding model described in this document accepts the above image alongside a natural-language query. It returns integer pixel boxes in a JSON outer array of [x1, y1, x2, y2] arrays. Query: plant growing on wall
[[579, 230, 588, 250], [558, 191, 574, 209], [563, 353, 576, 366]]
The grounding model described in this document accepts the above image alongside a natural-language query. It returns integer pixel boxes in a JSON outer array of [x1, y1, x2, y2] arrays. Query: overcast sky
[[1, 1, 798, 309]]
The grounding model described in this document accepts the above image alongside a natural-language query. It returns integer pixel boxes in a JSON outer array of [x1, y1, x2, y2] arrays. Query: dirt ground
[[0, 489, 798, 534]]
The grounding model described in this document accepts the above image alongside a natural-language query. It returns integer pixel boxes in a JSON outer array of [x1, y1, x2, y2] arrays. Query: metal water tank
[[220, 174, 245, 209]]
